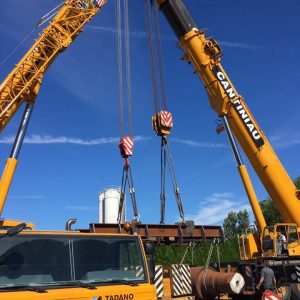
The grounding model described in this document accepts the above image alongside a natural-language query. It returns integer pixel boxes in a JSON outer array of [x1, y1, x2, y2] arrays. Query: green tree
[[237, 210, 250, 234], [259, 198, 282, 226], [223, 209, 250, 240], [259, 176, 300, 226], [223, 211, 237, 240]]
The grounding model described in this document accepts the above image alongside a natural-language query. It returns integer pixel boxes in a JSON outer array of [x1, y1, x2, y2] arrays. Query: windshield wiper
[[92, 279, 139, 286], [0, 284, 47, 293], [47, 281, 97, 290], [0, 223, 26, 239], [72, 281, 97, 290]]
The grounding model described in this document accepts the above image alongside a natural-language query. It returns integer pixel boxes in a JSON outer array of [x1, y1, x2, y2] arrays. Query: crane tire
[[277, 285, 292, 300], [291, 284, 300, 300]]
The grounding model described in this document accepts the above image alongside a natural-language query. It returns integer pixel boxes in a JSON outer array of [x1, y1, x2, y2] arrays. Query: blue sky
[[0, 0, 299, 230]]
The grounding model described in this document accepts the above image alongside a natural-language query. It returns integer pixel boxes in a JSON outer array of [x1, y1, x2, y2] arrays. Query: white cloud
[[86, 25, 175, 41], [269, 133, 300, 150], [86, 26, 262, 50], [185, 192, 251, 225], [218, 41, 262, 50], [0, 134, 151, 145], [171, 138, 227, 149]]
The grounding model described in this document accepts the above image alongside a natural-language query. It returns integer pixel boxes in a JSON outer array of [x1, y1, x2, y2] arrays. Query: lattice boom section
[[0, 0, 100, 132]]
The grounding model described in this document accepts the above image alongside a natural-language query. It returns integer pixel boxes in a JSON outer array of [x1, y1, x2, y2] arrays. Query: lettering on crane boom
[[212, 66, 264, 148]]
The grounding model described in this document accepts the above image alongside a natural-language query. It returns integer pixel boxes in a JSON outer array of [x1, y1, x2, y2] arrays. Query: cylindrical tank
[[98, 188, 125, 223]]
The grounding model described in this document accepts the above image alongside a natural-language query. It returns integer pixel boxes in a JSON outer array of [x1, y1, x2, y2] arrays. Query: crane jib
[[212, 66, 264, 148]]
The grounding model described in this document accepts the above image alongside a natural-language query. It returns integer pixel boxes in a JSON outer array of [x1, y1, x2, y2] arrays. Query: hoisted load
[[145, 0, 185, 224], [115, 0, 139, 224]]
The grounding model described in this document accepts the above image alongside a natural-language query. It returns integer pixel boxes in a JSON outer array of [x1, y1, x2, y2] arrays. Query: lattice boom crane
[[0, 0, 106, 215]]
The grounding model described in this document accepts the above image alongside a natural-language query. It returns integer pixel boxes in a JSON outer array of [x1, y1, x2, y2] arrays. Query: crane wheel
[[291, 284, 300, 300], [277, 285, 291, 300]]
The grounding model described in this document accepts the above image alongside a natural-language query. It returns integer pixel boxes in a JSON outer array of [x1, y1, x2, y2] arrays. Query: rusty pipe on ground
[[190, 267, 245, 299]]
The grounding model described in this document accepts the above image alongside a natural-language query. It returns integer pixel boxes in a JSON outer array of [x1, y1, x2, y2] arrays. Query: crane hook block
[[119, 135, 134, 158], [152, 110, 173, 136]]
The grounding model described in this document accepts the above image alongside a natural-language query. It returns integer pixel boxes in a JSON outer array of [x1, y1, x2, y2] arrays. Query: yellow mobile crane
[[155, 0, 300, 298], [0, 1, 224, 300], [0, 1, 157, 299]]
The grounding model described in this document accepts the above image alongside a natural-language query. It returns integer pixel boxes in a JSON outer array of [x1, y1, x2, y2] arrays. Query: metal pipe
[[190, 266, 245, 299], [65, 218, 77, 231], [222, 115, 243, 166], [223, 116, 267, 233], [0, 103, 34, 216], [10, 103, 34, 159]]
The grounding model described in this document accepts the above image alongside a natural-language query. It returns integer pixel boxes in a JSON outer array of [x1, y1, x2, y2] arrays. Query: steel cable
[[153, 2, 168, 110], [145, 0, 159, 113], [116, 0, 124, 138], [124, 0, 133, 136]]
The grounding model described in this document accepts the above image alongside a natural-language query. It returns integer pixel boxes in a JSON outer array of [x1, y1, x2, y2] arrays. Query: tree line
[[154, 176, 299, 266], [223, 176, 300, 240]]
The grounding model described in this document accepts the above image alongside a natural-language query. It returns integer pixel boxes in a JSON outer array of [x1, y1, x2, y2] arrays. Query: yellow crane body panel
[[178, 29, 300, 227], [0, 231, 156, 300]]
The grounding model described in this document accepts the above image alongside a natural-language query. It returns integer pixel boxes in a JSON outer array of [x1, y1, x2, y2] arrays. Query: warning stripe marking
[[160, 111, 173, 128], [171, 264, 192, 296], [155, 265, 164, 298]]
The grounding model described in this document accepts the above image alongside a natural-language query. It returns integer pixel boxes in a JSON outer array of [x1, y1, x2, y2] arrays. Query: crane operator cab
[[0, 229, 156, 299], [262, 224, 300, 257]]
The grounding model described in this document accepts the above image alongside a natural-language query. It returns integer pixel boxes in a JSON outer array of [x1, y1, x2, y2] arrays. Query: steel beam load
[[87, 222, 223, 245]]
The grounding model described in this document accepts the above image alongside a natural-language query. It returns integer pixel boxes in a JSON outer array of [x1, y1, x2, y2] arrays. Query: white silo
[[98, 188, 125, 223]]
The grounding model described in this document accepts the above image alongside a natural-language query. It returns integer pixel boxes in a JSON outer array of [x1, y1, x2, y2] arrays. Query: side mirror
[[143, 241, 155, 284], [144, 240, 154, 255]]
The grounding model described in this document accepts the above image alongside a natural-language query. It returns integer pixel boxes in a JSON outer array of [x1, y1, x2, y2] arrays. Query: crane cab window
[[0, 234, 147, 291], [287, 226, 299, 245], [73, 237, 146, 281], [262, 226, 274, 251]]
